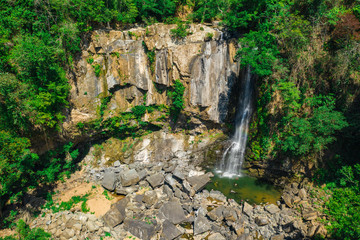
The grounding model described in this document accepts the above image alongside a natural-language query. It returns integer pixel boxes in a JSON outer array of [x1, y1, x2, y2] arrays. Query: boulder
[[138, 169, 148, 181], [147, 173, 165, 188], [163, 185, 174, 198], [207, 206, 224, 221], [270, 234, 284, 240], [194, 215, 211, 235], [187, 174, 210, 193], [103, 198, 129, 227], [114, 160, 121, 167], [208, 233, 226, 240], [265, 204, 280, 214], [120, 169, 140, 186], [302, 210, 318, 221], [61, 228, 75, 239], [161, 220, 182, 240], [123, 219, 158, 240], [282, 193, 293, 208], [243, 202, 253, 217], [299, 188, 307, 199], [255, 217, 269, 226], [173, 167, 186, 180], [209, 190, 227, 202], [165, 174, 177, 188], [102, 171, 117, 191], [158, 201, 187, 224], [143, 190, 158, 207]]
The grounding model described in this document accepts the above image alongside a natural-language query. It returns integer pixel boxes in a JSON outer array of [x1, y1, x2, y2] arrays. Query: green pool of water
[[205, 173, 281, 205]]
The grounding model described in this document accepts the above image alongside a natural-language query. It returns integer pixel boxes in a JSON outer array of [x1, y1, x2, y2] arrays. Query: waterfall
[[217, 66, 253, 177]]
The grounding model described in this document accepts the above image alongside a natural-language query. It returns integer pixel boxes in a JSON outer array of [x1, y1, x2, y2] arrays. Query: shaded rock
[[165, 174, 177, 188], [143, 190, 158, 207], [255, 217, 269, 226], [243, 202, 253, 217], [158, 201, 187, 224], [207, 206, 224, 221], [103, 198, 129, 227], [187, 175, 210, 192], [102, 171, 117, 191], [299, 188, 307, 199], [161, 220, 182, 240], [314, 224, 327, 238], [138, 169, 148, 181], [163, 185, 174, 198], [194, 215, 211, 235], [302, 210, 318, 221], [265, 204, 280, 214], [282, 193, 293, 208], [147, 173, 165, 188], [173, 167, 186, 180], [120, 169, 140, 187], [208, 232, 226, 240], [270, 234, 284, 240], [123, 219, 158, 240]]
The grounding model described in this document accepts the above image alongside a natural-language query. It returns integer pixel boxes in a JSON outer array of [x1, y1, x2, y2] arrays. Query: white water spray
[[217, 66, 253, 177]]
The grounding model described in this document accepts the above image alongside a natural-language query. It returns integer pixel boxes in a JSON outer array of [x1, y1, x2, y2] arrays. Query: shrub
[[170, 22, 190, 39], [168, 79, 185, 120]]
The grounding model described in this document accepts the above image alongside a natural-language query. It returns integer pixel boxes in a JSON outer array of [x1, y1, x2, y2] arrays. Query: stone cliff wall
[[64, 24, 239, 134]]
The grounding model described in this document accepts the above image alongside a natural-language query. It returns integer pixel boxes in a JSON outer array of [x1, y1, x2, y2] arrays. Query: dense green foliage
[[0, 219, 51, 240], [168, 79, 185, 120]]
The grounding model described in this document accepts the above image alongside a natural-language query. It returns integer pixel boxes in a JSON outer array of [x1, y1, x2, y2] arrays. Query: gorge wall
[[43, 23, 241, 165]]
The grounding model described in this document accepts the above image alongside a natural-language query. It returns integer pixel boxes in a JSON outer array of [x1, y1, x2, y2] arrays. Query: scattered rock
[[147, 173, 165, 188], [299, 188, 307, 199], [302, 210, 318, 221], [194, 215, 211, 235], [120, 169, 140, 187], [103, 198, 128, 227], [102, 171, 117, 191], [208, 232, 226, 240], [243, 202, 253, 217], [143, 190, 158, 207], [158, 201, 187, 224], [161, 220, 182, 240], [265, 204, 280, 214], [255, 217, 269, 226], [123, 218, 158, 240], [187, 174, 210, 193]]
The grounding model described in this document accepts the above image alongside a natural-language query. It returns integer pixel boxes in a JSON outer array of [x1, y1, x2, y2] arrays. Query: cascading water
[[217, 66, 253, 177]]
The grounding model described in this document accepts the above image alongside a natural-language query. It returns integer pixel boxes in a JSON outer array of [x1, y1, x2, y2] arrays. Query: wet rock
[[194, 215, 211, 235], [255, 217, 269, 226], [123, 218, 158, 240], [187, 175, 210, 193], [147, 173, 165, 188], [102, 171, 117, 191], [265, 204, 280, 214], [161, 220, 182, 240], [158, 201, 187, 224], [120, 169, 140, 187]]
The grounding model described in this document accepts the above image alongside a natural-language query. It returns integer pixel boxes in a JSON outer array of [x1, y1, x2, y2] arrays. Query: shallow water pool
[[205, 172, 281, 205]]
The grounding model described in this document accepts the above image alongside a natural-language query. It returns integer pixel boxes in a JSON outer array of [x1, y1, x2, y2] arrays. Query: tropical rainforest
[[0, 0, 359, 239]]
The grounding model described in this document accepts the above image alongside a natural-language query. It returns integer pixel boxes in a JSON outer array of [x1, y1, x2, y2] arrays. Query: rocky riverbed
[[29, 156, 328, 240]]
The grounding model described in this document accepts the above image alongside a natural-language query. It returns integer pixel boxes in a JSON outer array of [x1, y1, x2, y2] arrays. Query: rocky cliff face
[[64, 23, 239, 134]]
